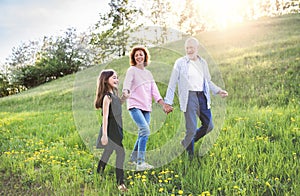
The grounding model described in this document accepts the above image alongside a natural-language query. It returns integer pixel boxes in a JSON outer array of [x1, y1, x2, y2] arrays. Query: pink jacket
[[123, 66, 162, 111]]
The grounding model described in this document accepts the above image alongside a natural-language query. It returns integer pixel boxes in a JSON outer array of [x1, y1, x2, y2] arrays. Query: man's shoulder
[[175, 56, 188, 64]]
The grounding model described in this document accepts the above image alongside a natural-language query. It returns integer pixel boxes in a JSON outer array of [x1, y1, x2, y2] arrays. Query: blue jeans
[[182, 91, 214, 155], [129, 108, 151, 164]]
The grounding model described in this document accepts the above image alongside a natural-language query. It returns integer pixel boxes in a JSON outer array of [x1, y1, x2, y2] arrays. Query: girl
[[122, 46, 170, 171], [94, 69, 128, 192]]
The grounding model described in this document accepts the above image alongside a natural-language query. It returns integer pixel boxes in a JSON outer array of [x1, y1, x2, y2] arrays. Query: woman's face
[[134, 50, 145, 65], [107, 72, 118, 89]]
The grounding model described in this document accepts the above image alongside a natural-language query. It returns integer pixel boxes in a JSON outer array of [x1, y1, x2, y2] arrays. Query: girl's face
[[134, 50, 145, 65], [107, 72, 118, 90]]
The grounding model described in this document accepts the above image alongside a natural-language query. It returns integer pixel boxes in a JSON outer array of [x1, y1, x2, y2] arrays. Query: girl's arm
[[101, 95, 111, 145]]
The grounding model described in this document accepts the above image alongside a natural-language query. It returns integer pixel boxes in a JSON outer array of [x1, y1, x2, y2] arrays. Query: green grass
[[1, 14, 299, 195]]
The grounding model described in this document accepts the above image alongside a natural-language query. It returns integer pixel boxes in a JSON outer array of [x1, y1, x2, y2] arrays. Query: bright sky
[[0, 0, 109, 62], [0, 0, 274, 63]]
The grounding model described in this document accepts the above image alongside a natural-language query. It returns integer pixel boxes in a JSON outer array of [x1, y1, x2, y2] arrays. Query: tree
[[91, 0, 141, 61], [36, 28, 90, 81], [0, 66, 9, 97], [149, 0, 172, 44], [6, 40, 40, 89], [178, 0, 206, 35], [5, 28, 93, 90]]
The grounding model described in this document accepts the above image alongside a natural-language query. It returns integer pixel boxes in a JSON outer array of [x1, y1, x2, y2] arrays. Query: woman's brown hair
[[129, 45, 151, 66], [94, 69, 117, 109]]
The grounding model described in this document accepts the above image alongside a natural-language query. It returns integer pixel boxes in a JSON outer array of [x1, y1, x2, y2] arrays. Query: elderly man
[[164, 37, 228, 158]]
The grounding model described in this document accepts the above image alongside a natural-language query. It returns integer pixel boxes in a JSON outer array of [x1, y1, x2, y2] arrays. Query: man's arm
[[164, 60, 180, 105]]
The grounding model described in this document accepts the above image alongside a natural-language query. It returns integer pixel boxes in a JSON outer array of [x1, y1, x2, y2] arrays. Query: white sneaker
[[136, 162, 154, 171]]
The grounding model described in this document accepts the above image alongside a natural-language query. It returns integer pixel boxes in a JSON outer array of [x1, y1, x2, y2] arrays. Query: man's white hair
[[185, 37, 199, 47]]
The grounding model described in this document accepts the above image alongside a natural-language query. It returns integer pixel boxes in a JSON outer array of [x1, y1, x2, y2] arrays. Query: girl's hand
[[101, 135, 108, 146]]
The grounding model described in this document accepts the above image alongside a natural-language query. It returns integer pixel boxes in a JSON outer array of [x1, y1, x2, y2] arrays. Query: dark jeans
[[182, 91, 214, 155], [97, 142, 125, 185]]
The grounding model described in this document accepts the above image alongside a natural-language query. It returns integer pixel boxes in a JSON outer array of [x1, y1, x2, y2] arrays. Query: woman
[[122, 46, 171, 171]]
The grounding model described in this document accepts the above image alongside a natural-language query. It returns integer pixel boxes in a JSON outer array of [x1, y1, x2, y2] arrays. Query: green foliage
[[0, 72, 9, 97], [2, 28, 94, 93], [0, 14, 299, 195], [91, 0, 142, 59]]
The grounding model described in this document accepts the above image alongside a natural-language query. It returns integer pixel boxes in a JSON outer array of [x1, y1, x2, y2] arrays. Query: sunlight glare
[[196, 0, 250, 29]]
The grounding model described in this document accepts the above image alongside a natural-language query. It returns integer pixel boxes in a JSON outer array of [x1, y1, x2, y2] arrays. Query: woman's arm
[[122, 68, 133, 94]]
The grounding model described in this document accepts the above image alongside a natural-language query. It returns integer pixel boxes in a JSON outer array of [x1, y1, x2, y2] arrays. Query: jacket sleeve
[[164, 59, 180, 105]]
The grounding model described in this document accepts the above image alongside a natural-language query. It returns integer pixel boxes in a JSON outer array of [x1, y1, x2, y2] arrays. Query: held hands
[[122, 89, 130, 98], [121, 89, 130, 102], [101, 135, 108, 146], [163, 104, 173, 114], [218, 89, 228, 98]]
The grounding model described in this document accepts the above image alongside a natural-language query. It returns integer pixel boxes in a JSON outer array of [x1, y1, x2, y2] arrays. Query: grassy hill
[[1, 14, 299, 195]]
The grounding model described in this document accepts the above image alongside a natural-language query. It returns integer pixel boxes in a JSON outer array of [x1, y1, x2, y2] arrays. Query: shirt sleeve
[[122, 67, 133, 91], [164, 59, 180, 105], [151, 81, 162, 102]]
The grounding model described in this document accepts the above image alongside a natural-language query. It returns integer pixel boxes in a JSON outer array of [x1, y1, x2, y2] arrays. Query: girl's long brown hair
[[94, 69, 117, 109]]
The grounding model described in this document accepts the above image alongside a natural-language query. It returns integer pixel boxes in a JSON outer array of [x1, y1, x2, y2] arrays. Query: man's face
[[185, 40, 198, 60]]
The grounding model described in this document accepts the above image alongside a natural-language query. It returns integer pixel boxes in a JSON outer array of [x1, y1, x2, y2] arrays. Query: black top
[[105, 92, 123, 145]]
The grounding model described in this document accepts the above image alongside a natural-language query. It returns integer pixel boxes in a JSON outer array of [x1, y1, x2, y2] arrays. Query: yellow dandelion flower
[[130, 181, 134, 185], [233, 185, 239, 189], [175, 175, 179, 178], [265, 182, 271, 187], [159, 180, 162, 183], [159, 188, 164, 192], [178, 190, 183, 195], [201, 191, 211, 196], [142, 175, 147, 179], [142, 179, 146, 182]]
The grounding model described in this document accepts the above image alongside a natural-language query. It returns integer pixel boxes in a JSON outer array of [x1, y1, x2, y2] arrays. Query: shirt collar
[[184, 55, 202, 63]]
